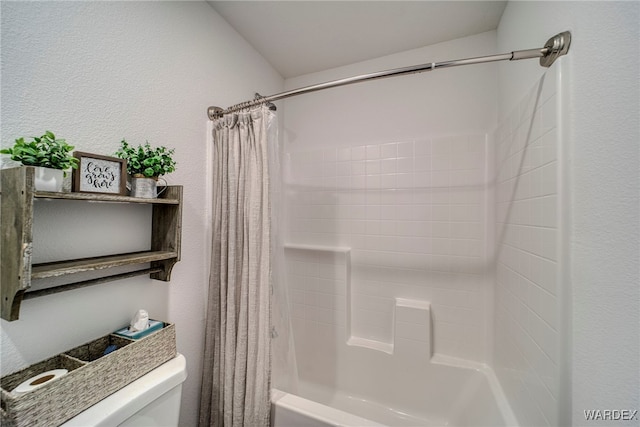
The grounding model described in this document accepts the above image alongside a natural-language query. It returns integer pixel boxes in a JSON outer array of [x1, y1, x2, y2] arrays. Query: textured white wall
[[0, 2, 283, 426], [497, 2, 639, 426]]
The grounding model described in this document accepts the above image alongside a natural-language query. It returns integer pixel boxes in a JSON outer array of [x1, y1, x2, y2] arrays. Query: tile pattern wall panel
[[285, 246, 350, 388], [286, 133, 489, 362], [493, 67, 560, 427], [286, 246, 349, 328]]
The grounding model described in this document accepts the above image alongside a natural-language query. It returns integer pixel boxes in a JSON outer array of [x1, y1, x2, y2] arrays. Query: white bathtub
[[278, 248, 517, 426], [271, 355, 517, 427]]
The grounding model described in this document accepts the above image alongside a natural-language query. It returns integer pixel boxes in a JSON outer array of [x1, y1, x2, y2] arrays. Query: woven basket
[[0, 323, 176, 427]]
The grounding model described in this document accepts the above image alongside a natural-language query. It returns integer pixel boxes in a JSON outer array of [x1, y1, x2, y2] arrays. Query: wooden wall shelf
[[33, 191, 180, 204], [0, 166, 183, 321]]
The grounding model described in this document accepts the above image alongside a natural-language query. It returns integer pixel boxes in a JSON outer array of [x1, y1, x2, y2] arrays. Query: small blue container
[[113, 320, 164, 340]]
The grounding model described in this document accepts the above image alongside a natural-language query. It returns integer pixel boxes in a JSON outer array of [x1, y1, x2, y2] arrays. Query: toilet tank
[[62, 354, 187, 427]]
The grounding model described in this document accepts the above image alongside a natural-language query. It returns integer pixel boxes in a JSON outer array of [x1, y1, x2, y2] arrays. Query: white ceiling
[[208, 1, 507, 78]]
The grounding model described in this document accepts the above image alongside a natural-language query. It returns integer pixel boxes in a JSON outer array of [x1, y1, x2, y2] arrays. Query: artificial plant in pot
[[114, 139, 176, 198], [0, 131, 79, 192]]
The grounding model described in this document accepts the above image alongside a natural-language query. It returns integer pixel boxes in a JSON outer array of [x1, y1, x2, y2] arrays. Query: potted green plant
[[0, 131, 78, 192], [114, 139, 176, 198]]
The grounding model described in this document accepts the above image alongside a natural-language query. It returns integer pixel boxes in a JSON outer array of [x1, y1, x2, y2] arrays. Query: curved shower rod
[[208, 31, 571, 120]]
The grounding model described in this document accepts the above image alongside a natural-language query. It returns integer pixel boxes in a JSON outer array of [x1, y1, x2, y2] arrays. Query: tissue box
[[0, 322, 176, 427], [113, 319, 164, 340]]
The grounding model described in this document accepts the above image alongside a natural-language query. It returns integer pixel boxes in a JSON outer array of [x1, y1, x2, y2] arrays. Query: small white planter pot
[[33, 166, 64, 192]]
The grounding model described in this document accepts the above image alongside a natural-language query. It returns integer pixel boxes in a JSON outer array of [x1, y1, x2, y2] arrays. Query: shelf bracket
[[150, 186, 183, 281]]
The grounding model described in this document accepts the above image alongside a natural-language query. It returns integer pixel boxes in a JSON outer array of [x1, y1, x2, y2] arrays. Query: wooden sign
[[72, 152, 127, 195]]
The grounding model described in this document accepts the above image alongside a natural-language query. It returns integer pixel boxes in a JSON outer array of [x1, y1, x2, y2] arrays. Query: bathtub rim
[[271, 389, 386, 427]]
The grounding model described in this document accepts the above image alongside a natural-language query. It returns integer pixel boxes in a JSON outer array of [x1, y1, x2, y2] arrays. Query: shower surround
[[493, 62, 565, 427], [274, 30, 570, 427], [281, 132, 512, 426], [277, 64, 566, 426]]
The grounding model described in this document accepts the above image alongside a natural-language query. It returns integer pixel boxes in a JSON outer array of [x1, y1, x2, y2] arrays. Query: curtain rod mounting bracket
[[540, 31, 571, 67], [208, 106, 224, 120]]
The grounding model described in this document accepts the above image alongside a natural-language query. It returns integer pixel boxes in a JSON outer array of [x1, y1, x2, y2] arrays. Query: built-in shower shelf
[[284, 244, 433, 358], [348, 298, 433, 357], [347, 337, 394, 354], [284, 244, 351, 253]]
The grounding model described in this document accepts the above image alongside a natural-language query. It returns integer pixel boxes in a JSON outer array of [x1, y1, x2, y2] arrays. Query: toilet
[[61, 354, 187, 427]]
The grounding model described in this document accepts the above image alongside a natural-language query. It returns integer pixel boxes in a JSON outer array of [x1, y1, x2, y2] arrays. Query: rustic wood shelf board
[[31, 251, 178, 279], [34, 191, 179, 204], [23, 268, 164, 299]]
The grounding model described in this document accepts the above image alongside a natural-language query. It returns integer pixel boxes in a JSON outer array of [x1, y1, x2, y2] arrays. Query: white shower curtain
[[200, 105, 274, 427]]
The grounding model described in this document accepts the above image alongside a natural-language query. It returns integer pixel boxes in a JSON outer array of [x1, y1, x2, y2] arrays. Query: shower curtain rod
[[208, 31, 570, 120]]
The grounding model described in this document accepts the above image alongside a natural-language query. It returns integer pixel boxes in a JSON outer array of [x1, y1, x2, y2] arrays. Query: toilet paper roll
[[11, 369, 68, 395]]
